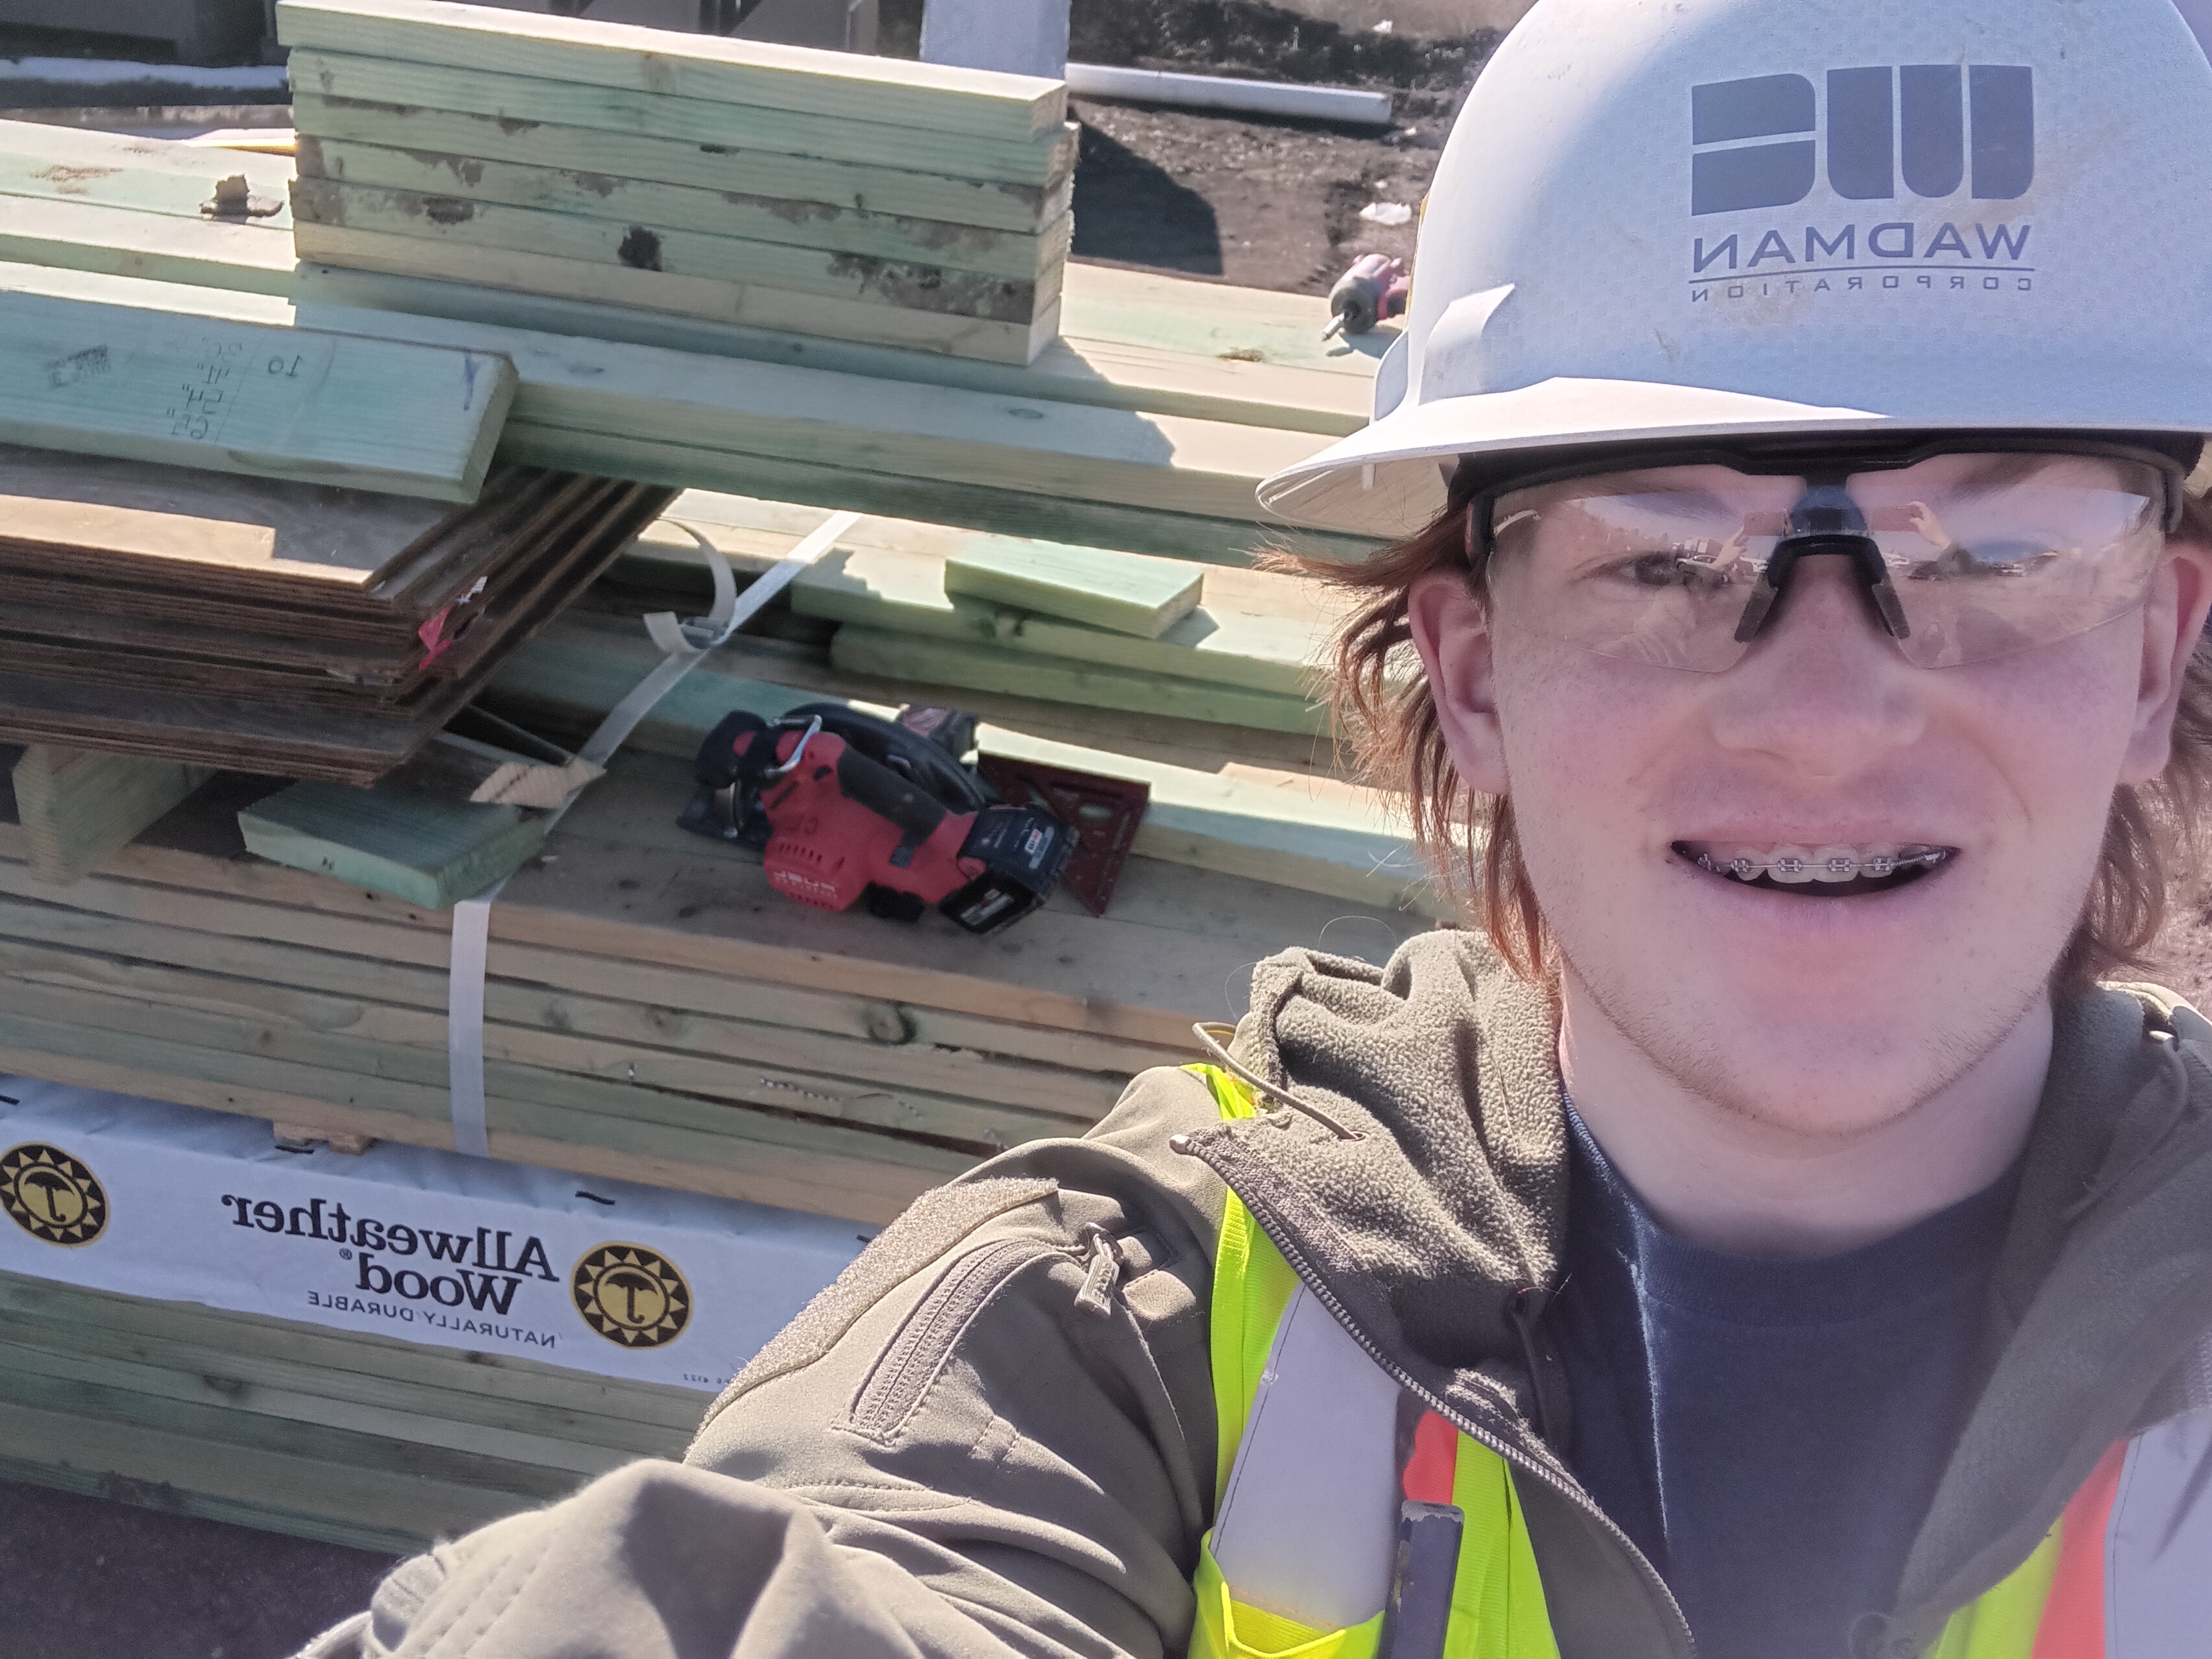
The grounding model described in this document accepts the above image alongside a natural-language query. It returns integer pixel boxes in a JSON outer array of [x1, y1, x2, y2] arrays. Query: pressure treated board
[[296, 137, 1064, 278], [0, 926, 1127, 1126], [0, 136, 295, 232], [0, 264, 1370, 559], [290, 177, 1061, 322], [0, 1272, 705, 1437], [286, 51, 1077, 189], [0, 191, 295, 297], [787, 539, 1325, 696], [289, 98, 1070, 234], [487, 611, 1425, 911], [0, 289, 515, 500], [0, 200, 1370, 443], [238, 780, 548, 909], [291, 221, 1061, 365], [944, 539, 1205, 637], [12, 746, 212, 886], [830, 625, 1325, 734], [300, 260, 1368, 441], [276, 0, 1066, 143], [0, 866, 1179, 1082]]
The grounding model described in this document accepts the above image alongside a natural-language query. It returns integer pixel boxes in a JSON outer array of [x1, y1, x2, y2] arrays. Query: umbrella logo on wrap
[[1, 1142, 108, 1247], [571, 1242, 691, 1347]]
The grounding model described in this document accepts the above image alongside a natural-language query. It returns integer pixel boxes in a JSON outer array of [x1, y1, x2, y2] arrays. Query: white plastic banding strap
[[444, 511, 862, 1158]]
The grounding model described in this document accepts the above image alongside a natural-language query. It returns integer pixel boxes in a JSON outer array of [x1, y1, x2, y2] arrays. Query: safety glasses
[[1477, 445, 2181, 672]]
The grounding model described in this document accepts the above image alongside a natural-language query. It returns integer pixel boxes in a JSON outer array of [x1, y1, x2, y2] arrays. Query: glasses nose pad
[[1730, 536, 1913, 646]]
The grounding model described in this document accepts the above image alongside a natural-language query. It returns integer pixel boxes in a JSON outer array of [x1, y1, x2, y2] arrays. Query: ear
[[2120, 536, 2212, 784], [1407, 564, 1512, 796]]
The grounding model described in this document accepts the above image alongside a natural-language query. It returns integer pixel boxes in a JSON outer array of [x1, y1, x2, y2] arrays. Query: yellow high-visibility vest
[[1182, 1065, 2212, 1659]]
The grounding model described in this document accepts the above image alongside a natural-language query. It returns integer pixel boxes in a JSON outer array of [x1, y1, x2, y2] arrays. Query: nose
[[1708, 553, 1926, 776]]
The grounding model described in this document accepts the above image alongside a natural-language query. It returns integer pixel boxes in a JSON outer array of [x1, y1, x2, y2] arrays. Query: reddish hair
[[1296, 484, 2212, 987]]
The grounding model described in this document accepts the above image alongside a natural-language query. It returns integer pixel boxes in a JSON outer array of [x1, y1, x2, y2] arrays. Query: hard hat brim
[[1258, 376, 2212, 547]]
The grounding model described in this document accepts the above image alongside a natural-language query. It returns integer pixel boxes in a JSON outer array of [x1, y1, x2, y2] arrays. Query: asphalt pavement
[[0, 1479, 397, 1659]]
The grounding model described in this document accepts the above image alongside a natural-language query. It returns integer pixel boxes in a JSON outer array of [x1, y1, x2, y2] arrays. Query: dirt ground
[[1070, 93, 1448, 291]]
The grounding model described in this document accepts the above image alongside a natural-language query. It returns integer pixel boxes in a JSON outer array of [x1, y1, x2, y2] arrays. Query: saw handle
[[833, 742, 950, 842]]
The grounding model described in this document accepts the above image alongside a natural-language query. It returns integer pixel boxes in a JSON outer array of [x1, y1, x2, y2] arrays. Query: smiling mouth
[[1671, 841, 1956, 897]]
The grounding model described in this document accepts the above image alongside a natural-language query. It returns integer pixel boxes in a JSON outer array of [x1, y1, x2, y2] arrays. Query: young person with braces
[[306, 2, 2212, 1655]]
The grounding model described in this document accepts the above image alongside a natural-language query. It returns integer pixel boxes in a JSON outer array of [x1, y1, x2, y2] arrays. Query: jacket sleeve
[[297, 1066, 1235, 1659]]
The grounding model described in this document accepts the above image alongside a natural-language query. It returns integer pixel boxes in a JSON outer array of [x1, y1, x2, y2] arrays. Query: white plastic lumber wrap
[[0, 1077, 864, 1389], [445, 511, 862, 1158]]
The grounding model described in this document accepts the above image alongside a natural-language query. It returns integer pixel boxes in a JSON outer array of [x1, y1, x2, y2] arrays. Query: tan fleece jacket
[[301, 932, 2212, 1659]]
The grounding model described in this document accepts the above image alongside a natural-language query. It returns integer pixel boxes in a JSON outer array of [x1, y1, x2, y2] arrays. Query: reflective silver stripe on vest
[[2109, 1405, 2212, 1652], [1210, 1284, 1403, 1631]]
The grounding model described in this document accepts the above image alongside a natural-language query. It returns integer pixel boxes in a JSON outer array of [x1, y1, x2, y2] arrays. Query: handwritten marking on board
[[43, 346, 110, 389]]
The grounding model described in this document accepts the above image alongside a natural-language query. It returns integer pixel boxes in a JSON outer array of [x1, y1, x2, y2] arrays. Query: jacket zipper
[[1190, 1137, 1697, 1658], [850, 1236, 1062, 1438]]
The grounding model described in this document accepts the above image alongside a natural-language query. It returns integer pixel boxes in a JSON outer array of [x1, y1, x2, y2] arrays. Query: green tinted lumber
[[0, 1329, 641, 1479], [290, 97, 1068, 234], [296, 138, 1063, 279], [944, 539, 1205, 637], [238, 780, 547, 910], [276, 0, 1065, 143], [0, 1360, 578, 1552], [0, 1402, 527, 1554], [0, 987, 968, 1221], [482, 609, 1422, 911], [291, 223, 1061, 365], [829, 624, 1325, 733], [0, 1270, 704, 1438], [295, 247, 1365, 437], [0, 288, 512, 500], [286, 51, 1076, 189], [0, 193, 294, 296], [0, 264, 1366, 556], [0, 124, 294, 230], [0, 195, 1368, 437], [12, 745, 212, 887], [289, 177, 1059, 322], [791, 539, 1321, 695], [0, 924, 1124, 1127]]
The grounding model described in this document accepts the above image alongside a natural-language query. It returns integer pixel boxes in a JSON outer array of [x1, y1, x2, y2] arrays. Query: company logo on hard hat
[[1685, 68, 2035, 303], [1, 1142, 108, 1247]]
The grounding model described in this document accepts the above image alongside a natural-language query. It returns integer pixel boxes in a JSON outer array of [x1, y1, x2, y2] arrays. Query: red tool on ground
[[679, 704, 1148, 931], [1323, 253, 1411, 339]]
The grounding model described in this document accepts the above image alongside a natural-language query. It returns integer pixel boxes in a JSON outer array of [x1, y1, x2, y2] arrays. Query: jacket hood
[[1201, 928, 2212, 1646]]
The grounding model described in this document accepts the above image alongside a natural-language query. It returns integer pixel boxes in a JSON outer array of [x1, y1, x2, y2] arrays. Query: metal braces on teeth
[[1691, 848, 1950, 881]]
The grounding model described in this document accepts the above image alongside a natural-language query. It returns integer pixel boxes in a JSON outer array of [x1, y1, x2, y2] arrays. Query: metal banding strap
[[443, 511, 862, 1159], [1209, 1283, 1404, 1630]]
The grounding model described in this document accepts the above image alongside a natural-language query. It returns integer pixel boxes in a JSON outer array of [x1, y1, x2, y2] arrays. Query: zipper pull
[[1074, 1223, 1123, 1319]]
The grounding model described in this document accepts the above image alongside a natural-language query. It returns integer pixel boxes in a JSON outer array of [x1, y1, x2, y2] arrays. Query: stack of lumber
[[0, 124, 1390, 563], [0, 750, 1420, 1227], [0, 1268, 697, 1553], [513, 488, 1425, 911], [276, 0, 1075, 365], [0, 444, 670, 781]]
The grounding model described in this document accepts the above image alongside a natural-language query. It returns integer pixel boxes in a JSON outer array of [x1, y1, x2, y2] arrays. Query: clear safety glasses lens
[[1484, 455, 2170, 672]]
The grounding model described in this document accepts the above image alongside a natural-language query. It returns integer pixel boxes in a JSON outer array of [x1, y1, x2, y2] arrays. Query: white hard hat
[[1262, 0, 2212, 543]]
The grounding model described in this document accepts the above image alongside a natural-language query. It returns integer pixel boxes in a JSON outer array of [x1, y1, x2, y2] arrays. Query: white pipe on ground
[[1063, 62, 1395, 127]]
